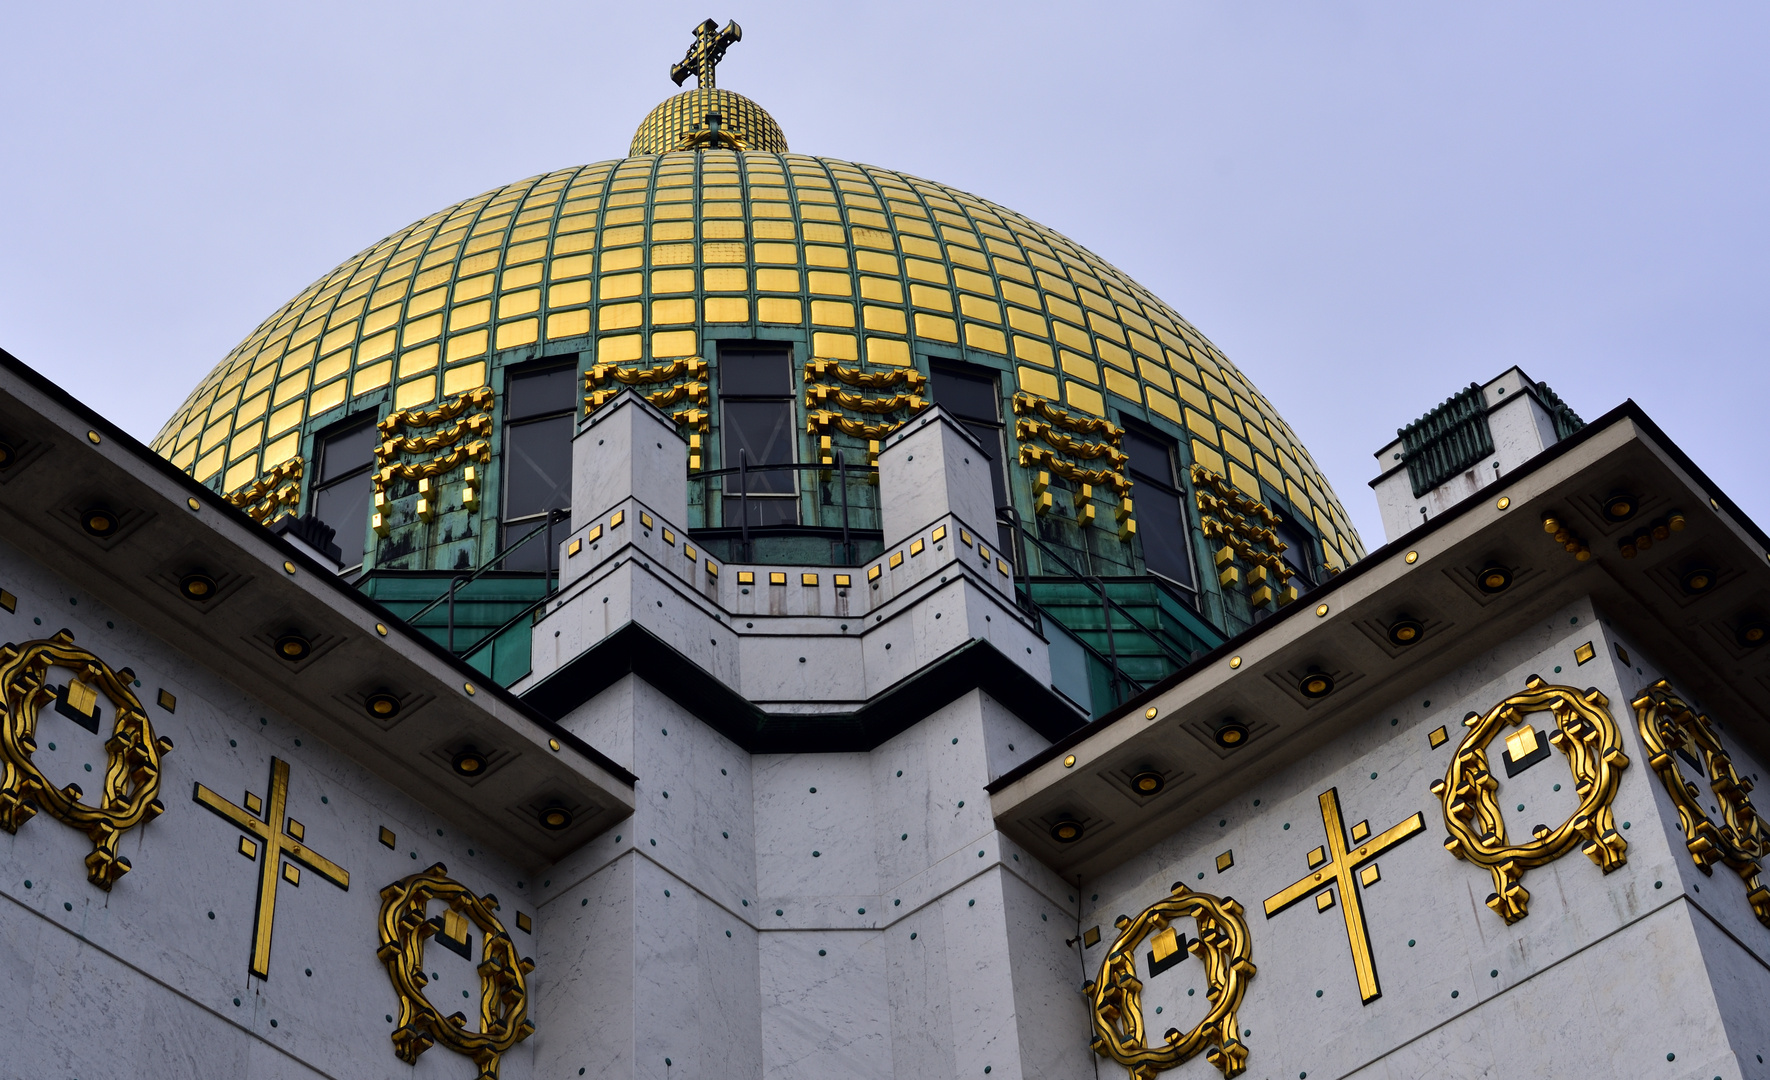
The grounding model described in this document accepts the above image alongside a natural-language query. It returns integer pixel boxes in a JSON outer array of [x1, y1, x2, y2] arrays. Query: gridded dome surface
[[631, 89, 788, 155], [152, 149, 1365, 570]]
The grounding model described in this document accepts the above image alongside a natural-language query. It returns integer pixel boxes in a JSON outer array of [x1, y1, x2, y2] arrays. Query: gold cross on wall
[[1263, 787, 1425, 1004], [670, 18, 743, 89], [194, 756, 349, 980]]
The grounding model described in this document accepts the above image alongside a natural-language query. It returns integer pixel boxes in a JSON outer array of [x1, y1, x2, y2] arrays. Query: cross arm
[[285, 837, 350, 889], [1264, 867, 1332, 917], [193, 783, 268, 838], [1346, 813, 1426, 865]]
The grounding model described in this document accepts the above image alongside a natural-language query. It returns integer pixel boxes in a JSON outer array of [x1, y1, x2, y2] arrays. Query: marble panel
[[0, 539, 537, 1080], [536, 855, 636, 1080], [878, 407, 999, 546], [1081, 596, 1724, 1080], [759, 928, 893, 1080]]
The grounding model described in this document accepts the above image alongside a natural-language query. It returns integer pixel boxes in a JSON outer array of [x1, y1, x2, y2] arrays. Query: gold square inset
[[379, 826, 396, 849], [801, 573, 818, 586], [910, 539, 925, 556], [1149, 925, 1179, 962], [757, 298, 801, 323], [1350, 820, 1370, 844], [568, 538, 582, 557], [737, 572, 755, 585], [516, 911, 533, 934], [286, 818, 305, 841], [868, 566, 882, 581], [960, 530, 973, 547], [640, 512, 654, 530], [156, 688, 176, 713], [588, 524, 603, 542], [1082, 926, 1101, 948], [1307, 846, 1328, 869], [889, 552, 904, 569], [663, 528, 675, 545], [932, 525, 947, 542], [238, 836, 258, 860], [1575, 641, 1596, 665], [610, 510, 625, 528], [1359, 864, 1381, 888], [1216, 850, 1234, 873], [834, 574, 851, 588], [1504, 725, 1540, 762], [1428, 725, 1449, 749], [1615, 642, 1631, 665], [282, 862, 300, 886], [769, 572, 787, 586], [0, 590, 14, 613], [62, 679, 98, 722], [1315, 889, 1335, 912], [245, 792, 263, 815]]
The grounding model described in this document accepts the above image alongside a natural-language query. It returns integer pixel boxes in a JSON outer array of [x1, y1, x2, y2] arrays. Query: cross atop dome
[[670, 18, 743, 89]]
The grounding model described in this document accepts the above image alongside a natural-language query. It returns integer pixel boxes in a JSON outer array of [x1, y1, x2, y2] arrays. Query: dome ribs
[[159, 145, 1365, 579]]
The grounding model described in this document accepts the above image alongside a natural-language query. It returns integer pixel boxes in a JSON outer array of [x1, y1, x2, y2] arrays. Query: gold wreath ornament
[[1432, 677, 1629, 924], [1088, 884, 1257, 1079], [376, 863, 535, 1079], [1634, 680, 1770, 926], [0, 631, 172, 890]]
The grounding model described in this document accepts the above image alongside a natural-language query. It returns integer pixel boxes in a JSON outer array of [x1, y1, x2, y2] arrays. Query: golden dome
[[152, 148, 1364, 573], [631, 88, 787, 155]]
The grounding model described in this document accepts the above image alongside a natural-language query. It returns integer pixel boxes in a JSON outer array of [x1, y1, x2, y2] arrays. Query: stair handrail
[[406, 506, 571, 626], [996, 512, 1197, 671]]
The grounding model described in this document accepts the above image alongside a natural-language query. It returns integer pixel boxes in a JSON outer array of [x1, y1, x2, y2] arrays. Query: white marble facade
[[0, 534, 541, 1080], [1082, 596, 1770, 1080], [5, 378, 1767, 1080], [11, 538, 1759, 1080]]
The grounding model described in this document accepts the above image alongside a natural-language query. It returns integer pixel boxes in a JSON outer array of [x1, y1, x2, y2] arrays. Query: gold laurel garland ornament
[[0, 631, 173, 889], [376, 863, 535, 1079], [1633, 680, 1770, 926], [1432, 677, 1629, 924], [1087, 884, 1257, 1079]]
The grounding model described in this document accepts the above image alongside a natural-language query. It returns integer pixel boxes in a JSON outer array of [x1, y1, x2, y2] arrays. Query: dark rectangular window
[[310, 418, 377, 571], [930, 366, 1012, 558], [1123, 427, 1194, 589], [720, 344, 798, 526], [1275, 519, 1316, 586], [500, 361, 577, 573]]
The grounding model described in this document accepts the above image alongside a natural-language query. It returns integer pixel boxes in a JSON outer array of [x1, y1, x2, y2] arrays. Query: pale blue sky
[[2, 2, 1764, 546]]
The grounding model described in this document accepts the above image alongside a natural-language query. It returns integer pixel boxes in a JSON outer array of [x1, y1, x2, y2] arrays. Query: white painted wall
[[1080, 596, 1768, 1079], [0, 535, 541, 1080]]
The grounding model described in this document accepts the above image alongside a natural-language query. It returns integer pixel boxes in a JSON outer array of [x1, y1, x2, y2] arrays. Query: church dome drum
[[150, 21, 1363, 680]]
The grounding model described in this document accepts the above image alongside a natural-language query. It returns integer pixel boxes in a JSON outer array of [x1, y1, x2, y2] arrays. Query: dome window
[[720, 343, 800, 542], [930, 365, 1011, 558], [310, 418, 378, 572], [500, 361, 578, 574], [1122, 426, 1194, 592]]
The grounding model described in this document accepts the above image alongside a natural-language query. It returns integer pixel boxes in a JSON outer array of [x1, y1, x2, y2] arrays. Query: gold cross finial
[[671, 18, 743, 90], [194, 756, 349, 980], [1262, 787, 1425, 1004]]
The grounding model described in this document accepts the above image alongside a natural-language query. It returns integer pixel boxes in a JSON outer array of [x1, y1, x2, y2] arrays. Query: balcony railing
[[687, 449, 881, 564]]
